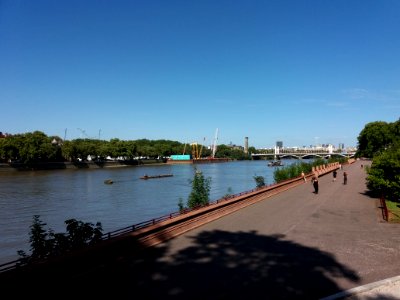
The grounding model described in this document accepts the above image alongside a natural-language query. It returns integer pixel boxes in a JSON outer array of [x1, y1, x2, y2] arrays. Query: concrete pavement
[[321, 274, 400, 299], [140, 159, 400, 299]]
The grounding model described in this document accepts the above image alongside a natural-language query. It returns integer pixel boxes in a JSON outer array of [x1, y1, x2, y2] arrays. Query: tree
[[366, 142, 400, 200], [356, 121, 394, 158], [18, 215, 103, 264], [253, 175, 265, 188], [187, 169, 211, 209], [27, 215, 49, 260]]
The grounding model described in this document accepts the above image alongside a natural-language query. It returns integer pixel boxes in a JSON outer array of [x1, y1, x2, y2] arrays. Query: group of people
[[310, 168, 347, 194]]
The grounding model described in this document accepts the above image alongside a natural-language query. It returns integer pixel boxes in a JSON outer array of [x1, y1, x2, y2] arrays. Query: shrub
[[187, 169, 212, 209], [18, 215, 103, 264], [253, 175, 265, 188]]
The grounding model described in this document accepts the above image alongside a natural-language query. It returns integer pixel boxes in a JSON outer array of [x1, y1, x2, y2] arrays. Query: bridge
[[252, 146, 356, 159]]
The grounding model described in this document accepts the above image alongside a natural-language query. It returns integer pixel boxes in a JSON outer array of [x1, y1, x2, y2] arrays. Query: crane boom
[[211, 128, 218, 158]]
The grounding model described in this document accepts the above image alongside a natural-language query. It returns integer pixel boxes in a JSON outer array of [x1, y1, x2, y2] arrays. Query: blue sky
[[1, 0, 399, 149]]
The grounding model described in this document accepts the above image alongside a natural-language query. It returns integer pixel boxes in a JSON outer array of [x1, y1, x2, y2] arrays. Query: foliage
[[356, 119, 400, 158], [248, 146, 257, 154], [26, 215, 49, 260], [253, 175, 266, 188], [274, 161, 314, 183], [327, 156, 348, 164], [187, 169, 212, 209], [214, 144, 249, 160], [356, 119, 400, 200], [0, 131, 63, 164], [178, 197, 185, 212], [18, 215, 103, 264], [385, 199, 400, 222], [0, 131, 255, 163], [366, 143, 400, 200]]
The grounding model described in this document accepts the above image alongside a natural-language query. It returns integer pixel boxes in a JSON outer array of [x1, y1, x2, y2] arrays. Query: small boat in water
[[267, 160, 284, 167], [104, 179, 114, 184], [140, 174, 173, 180]]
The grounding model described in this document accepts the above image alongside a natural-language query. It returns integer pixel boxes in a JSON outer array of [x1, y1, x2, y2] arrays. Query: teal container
[[170, 154, 191, 160]]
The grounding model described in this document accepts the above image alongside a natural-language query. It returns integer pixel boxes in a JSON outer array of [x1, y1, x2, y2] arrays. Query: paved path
[[7, 160, 400, 299]]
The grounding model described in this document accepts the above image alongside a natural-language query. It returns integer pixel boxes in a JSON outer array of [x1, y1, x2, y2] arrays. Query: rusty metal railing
[[380, 195, 389, 222]]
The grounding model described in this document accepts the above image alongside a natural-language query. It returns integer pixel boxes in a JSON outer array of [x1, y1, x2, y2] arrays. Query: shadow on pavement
[[101, 230, 359, 299], [3, 230, 361, 299]]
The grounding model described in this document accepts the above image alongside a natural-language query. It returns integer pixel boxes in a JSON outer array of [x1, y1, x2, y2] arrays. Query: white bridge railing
[[252, 147, 356, 159]]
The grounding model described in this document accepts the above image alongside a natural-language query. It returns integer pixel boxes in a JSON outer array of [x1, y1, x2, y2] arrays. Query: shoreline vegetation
[[0, 131, 253, 170], [0, 130, 354, 172], [0, 159, 166, 171]]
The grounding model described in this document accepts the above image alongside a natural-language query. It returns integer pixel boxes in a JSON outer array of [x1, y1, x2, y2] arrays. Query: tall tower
[[244, 137, 249, 154]]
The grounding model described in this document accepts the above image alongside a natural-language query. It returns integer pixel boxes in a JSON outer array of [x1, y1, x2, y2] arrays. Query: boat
[[140, 174, 173, 180], [267, 160, 284, 167], [104, 179, 114, 184]]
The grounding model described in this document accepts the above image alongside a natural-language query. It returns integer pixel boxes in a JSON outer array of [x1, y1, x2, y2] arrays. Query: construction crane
[[77, 128, 89, 139], [182, 142, 188, 155], [191, 143, 200, 159], [191, 137, 205, 160], [211, 128, 219, 158]]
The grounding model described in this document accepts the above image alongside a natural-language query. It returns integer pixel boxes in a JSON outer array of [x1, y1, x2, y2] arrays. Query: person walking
[[343, 171, 348, 185], [311, 174, 319, 194], [332, 169, 337, 182], [301, 171, 307, 182]]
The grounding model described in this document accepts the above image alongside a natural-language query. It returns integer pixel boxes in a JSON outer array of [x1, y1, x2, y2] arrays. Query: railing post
[[381, 195, 388, 221]]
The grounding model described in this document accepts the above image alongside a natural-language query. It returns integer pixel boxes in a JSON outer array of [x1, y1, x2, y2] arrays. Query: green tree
[[187, 169, 211, 209], [253, 175, 265, 188], [366, 142, 400, 200], [28, 215, 49, 260], [18, 215, 103, 264], [248, 146, 257, 154], [357, 121, 394, 158]]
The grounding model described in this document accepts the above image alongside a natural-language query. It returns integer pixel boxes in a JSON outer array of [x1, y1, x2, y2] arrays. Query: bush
[[253, 175, 265, 188], [273, 161, 318, 183], [367, 143, 400, 200], [187, 169, 212, 209], [18, 215, 103, 264]]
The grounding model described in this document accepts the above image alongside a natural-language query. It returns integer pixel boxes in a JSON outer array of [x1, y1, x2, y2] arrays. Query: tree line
[[356, 118, 400, 201], [0, 131, 254, 164]]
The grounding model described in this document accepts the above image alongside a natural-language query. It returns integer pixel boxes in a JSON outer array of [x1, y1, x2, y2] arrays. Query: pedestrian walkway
[[321, 274, 400, 299], [5, 160, 400, 299]]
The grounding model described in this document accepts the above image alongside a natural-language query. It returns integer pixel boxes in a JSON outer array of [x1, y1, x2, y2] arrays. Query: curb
[[320, 275, 400, 299]]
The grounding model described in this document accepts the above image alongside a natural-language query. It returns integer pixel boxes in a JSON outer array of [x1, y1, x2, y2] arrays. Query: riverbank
[[0, 159, 165, 171], [0, 162, 340, 279], [6, 158, 392, 299]]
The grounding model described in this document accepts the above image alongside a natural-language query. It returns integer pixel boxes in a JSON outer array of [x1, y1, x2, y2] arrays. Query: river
[[0, 159, 302, 265]]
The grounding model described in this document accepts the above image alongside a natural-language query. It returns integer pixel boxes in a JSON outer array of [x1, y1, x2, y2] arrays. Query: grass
[[385, 200, 400, 223]]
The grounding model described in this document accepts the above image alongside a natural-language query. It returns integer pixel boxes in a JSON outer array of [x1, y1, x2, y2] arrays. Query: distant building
[[276, 141, 283, 149], [244, 137, 249, 154], [228, 142, 244, 151]]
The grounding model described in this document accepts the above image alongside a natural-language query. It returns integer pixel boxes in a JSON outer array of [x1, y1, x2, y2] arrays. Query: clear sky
[[1, 0, 399, 149]]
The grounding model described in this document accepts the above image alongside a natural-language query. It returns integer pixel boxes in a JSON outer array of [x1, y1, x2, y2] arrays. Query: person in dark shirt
[[312, 174, 319, 194]]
